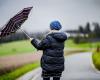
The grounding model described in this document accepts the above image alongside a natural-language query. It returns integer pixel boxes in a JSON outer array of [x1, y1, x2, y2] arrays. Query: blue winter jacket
[[31, 32, 67, 72]]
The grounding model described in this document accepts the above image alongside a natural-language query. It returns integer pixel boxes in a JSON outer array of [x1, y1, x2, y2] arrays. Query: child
[[30, 20, 68, 80]]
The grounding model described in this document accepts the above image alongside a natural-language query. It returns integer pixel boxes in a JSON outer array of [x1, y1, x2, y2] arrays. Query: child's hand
[[29, 38, 33, 41]]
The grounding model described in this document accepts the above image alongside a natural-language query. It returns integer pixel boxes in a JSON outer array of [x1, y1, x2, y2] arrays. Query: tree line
[[0, 22, 100, 44], [72, 22, 100, 43]]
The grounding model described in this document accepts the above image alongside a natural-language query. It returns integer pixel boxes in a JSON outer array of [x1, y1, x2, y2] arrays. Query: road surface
[[17, 52, 100, 80]]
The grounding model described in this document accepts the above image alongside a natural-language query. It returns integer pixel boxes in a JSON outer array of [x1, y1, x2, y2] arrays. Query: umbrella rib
[[2, 20, 12, 37], [5, 20, 14, 36], [10, 18, 26, 33], [13, 9, 31, 21]]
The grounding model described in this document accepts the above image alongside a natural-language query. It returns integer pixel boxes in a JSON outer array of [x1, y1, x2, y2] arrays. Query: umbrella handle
[[19, 28, 31, 39]]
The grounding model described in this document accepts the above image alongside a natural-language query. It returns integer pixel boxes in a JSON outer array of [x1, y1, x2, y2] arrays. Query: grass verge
[[92, 51, 100, 70], [0, 62, 39, 80]]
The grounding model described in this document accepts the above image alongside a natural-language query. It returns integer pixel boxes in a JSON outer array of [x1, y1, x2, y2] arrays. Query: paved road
[[17, 52, 100, 80]]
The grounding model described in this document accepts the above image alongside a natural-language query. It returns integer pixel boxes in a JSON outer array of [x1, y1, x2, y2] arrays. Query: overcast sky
[[0, 0, 100, 32]]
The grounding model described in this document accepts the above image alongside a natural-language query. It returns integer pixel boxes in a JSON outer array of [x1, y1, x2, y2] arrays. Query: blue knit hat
[[50, 21, 62, 30]]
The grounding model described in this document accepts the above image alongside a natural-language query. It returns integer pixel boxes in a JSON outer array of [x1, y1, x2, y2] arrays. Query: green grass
[[0, 40, 36, 56], [92, 51, 100, 70], [0, 39, 99, 80], [0, 62, 39, 80], [0, 39, 100, 56], [65, 39, 100, 49]]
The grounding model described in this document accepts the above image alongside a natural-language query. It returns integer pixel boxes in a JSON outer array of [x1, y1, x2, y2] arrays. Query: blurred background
[[0, 0, 100, 80]]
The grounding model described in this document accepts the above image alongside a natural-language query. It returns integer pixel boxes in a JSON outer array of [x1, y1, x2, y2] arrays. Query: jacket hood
[[50, 32, 67, 42]]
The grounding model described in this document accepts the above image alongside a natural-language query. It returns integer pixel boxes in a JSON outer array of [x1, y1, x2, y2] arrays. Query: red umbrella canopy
[[0, 7, 33, 38]]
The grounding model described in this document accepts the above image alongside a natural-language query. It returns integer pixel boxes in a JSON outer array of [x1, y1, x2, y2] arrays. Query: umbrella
[[0, 7, 33, 39]]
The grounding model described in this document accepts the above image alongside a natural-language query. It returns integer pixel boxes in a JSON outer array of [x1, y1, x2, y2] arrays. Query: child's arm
[[29, 38, 33, 41], [30, 37, 50, 50]]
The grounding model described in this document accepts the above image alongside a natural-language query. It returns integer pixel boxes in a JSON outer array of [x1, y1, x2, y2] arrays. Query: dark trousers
[[43, 77, 60, 80]]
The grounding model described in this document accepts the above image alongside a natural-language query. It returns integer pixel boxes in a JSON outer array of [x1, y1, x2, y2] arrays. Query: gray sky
[[0, 0, 100, 32]]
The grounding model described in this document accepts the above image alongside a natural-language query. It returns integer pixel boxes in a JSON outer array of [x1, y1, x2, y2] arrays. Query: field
[[0, 39, 99, 80], [0, 40, 39, 80], [0, 40, 36, 56], [0, 39, 100, 56], [65, 39, 100, 49]]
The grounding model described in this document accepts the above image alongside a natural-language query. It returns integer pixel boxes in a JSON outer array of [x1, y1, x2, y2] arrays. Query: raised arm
[[30, 37, 50, 50]]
